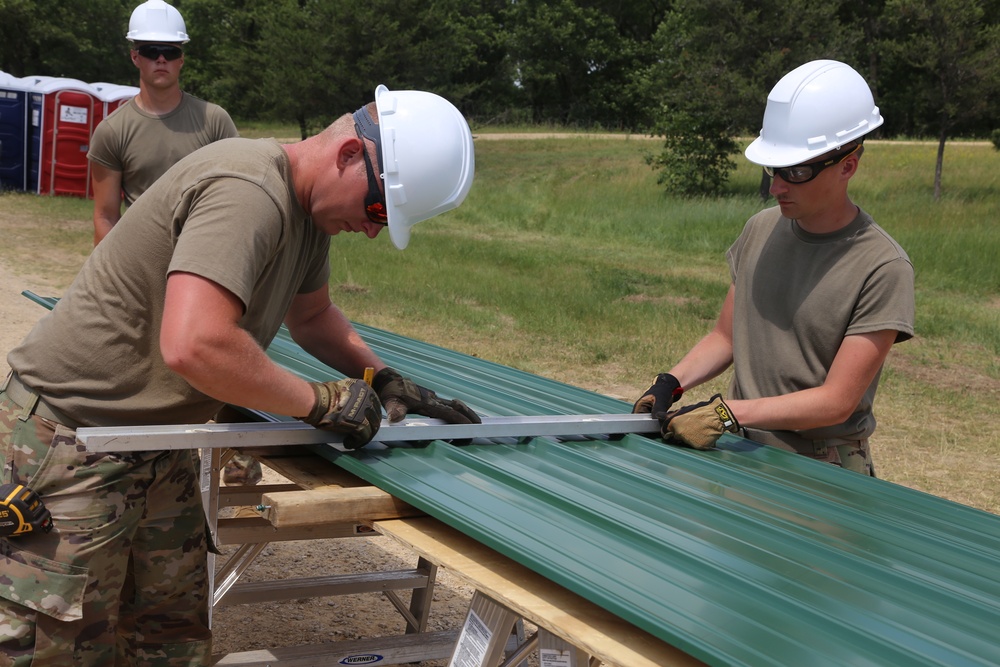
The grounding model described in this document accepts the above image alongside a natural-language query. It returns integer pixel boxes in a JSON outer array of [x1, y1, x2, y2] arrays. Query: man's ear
[[843, 145, 865, 177], [336, 136, 363, 171]]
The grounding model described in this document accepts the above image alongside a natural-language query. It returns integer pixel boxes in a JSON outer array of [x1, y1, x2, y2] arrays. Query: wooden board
[[375, 518, 705, 667], [260, 486, 423, 527]]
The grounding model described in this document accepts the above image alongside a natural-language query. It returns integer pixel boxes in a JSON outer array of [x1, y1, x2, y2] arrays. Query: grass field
[[1, 134, 997, 513]]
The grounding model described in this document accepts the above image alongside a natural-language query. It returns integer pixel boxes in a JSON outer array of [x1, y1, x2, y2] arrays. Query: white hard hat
[[745, 60, 883, 168], [366, 84, 475, 250], [126, 0, 189, 44]]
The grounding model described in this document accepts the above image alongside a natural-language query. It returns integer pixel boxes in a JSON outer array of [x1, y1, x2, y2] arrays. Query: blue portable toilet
[[22, 76, 55, 194], [0, 71, 31, 191]]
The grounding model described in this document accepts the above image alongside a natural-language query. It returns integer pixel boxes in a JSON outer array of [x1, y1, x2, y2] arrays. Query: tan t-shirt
[[88, 93, 239, 205], [726, 206, 915, 441], [9, 139, 330, 427]]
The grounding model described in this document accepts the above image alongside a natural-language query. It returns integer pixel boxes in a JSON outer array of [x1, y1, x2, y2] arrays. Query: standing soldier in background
[[87, 0, 259, 486], [89, 0, 238, 244], [633, 60, 914, 474]]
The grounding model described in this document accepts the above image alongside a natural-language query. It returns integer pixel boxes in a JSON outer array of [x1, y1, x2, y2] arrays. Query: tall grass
[[1, 136, 997, 511]]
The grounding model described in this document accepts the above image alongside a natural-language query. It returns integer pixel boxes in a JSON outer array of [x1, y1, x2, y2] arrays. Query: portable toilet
[[0, 72, 31, 191], [22, 76, 54, 192], [92, 82, 139, 120], [29, 77, 101, 197]]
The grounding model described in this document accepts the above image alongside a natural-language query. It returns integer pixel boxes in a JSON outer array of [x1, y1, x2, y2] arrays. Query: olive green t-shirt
[[9, 138, 330, 427], [726, 206, 915, 441], [87, 93, 239, 205]]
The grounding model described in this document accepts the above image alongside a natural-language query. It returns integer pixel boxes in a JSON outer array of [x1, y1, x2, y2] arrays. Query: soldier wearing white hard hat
[[6, 84, 479, 662], [634, 60, 914, 476]]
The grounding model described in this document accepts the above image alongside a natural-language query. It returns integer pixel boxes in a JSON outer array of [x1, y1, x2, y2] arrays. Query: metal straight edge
[[76, 414, 661, 452]]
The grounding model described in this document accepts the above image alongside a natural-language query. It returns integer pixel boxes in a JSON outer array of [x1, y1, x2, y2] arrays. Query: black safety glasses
[[352, 108, 388, 225], [136, 44, 184, 62], [765, 143, 862, 184]]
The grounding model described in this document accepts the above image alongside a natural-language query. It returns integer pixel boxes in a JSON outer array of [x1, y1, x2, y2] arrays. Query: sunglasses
[[764, 143, 862, 184], [136, 44, 184, 62], [352, 108, 388, 225]]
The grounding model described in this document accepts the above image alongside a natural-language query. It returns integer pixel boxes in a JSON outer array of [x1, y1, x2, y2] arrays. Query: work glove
[[661, 394, 739, 451], [372, 367, 481, 425], [632, 373, 684, 419], [302, 379, 382, 449]]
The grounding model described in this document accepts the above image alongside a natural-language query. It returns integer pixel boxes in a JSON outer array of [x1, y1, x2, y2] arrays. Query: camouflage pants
[[0, 392, 211, 666], [743, 427, 876, 476], [222, 453, 262, 486]]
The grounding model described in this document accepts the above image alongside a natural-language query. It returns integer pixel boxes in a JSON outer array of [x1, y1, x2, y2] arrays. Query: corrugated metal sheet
[[269, 322, 1000, 667], [22, 294, 1000, 666]]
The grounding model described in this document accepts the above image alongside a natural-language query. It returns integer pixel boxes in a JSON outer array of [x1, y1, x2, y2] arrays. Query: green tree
[[643, 0, 857, 196], [881, 0, 1000, 199], [0, 0, 134, 84], [200, 0, 509, 137], [505, 0, 659, 129]]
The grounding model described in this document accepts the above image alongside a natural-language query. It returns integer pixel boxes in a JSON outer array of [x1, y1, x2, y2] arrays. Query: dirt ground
[[0, 261, 480, 664]]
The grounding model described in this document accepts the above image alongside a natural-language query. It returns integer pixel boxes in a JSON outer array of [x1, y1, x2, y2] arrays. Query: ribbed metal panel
[[329, 438, 1000, 666], [264, 322, 627, 417], [21, 295, 1000, 666], [274, 323, 1000, 667]]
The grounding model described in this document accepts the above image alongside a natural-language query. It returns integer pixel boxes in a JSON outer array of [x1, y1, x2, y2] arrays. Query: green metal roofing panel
[[324, 437, 1000, 666], [279, 323, 1000, 667], [22, 294, 1000, 666]]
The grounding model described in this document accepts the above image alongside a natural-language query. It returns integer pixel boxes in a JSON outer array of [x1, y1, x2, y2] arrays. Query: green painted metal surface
[[22, 293, 1000, 666], [329, 437, 1000, 667], [274, 322, 1000, 667]]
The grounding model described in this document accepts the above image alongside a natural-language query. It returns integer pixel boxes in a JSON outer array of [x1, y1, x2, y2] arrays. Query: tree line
[[2, 0, 998, 195]]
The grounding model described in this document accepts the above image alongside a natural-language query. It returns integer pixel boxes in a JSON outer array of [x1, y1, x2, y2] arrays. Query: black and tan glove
[[372, 367, 481, 424], [301, 379, 382, 449], [632, 373, 684, 419], [661, 394, 739, 450]]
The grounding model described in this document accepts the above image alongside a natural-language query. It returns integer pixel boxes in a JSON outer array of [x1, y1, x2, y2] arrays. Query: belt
[[1, 372, 81, 429]]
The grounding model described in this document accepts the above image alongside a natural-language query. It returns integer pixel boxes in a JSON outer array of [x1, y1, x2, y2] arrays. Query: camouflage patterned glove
[[632, 373, 684, 419], [372, 368, 481, 424], [662, 394, 739, 450], [302, 379, 382, 449]]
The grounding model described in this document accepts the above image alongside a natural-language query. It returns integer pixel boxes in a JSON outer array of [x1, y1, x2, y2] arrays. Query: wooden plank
[[251, 447, 368, 490], [260, 486, 424, 527], [375, 518, 705, 667], [218, 483, 299, 508]]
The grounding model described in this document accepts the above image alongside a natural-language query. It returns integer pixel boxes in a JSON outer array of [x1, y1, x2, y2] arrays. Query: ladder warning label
[[449, 609, 492, 667], [540, 649, 573, 667]]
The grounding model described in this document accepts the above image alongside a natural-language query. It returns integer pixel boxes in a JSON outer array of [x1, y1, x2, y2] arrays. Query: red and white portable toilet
[[0, 72, 32, 191], [29, 77, 101, 197], [92, 82, 139, 119]]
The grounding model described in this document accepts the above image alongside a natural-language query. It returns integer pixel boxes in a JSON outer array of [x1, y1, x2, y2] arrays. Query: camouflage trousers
[[0, 391, 211, 666], [222, 453, 262, 486], [742, 427, 876, 476]]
